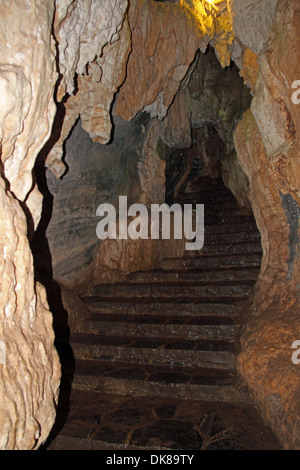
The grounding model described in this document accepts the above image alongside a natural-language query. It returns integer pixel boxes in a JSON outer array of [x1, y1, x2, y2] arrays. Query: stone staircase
[[45, 177, 281, 450]]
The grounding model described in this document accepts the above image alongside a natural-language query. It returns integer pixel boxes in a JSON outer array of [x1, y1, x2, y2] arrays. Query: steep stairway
[[45, 177, 281, 450]]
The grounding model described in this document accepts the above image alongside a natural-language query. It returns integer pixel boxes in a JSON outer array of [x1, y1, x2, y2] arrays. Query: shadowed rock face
[[45, 113, 152, 289], [0, 0, 299, 450]]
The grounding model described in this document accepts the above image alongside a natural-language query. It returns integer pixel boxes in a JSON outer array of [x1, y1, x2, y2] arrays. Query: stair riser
[[72, 375, 245, 403], [205, 232, 260, 244], [85, 285, 253, 302], [84, 323, 236, 341], [205, 223, 258, 234], [71, 343, 236, 370], [127, 268, 260, 284], [162, 254, 261, 270], [84, 301, 237, 317], [189, 242, 262, 256]]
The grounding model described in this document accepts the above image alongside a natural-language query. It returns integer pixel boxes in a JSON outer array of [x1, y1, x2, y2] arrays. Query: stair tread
[[73, 359, 237, 381], [83, 285, 254, 303], [72, 375, 244, 403], [83, 322, 236, 340], [126, 268, 260, 284], [70, 332, 234, 351], [83, 301, 238, 320], [86, 313, 238, 326], [71, 341, 236, 370]]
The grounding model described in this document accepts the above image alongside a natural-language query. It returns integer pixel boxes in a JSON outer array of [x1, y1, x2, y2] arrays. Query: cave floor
[[43, 177, 282, 450], [45, 387, 281, 450]]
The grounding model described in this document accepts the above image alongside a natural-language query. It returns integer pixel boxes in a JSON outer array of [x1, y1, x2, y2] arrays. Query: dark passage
[[43, 174, 281, 450]]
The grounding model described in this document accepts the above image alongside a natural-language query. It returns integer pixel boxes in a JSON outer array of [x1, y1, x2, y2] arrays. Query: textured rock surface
[[188, 47, 252, 155], [0, 178, 60, 450], [0, 0, 57, 208], [160, 87, 192, 150], [46, 113, 166, 289], [46, 0, 131, 178], [0, 1, 61, 450], [234, 110, 300, 449], [54, 0, 129, 98], [221, 150, 252, 212], [233, 0, 300, 444], [115, 0, 212, 121], [160, 46, 252, 204], [228, 0, 278, 55], [232, 3, 300, 449]]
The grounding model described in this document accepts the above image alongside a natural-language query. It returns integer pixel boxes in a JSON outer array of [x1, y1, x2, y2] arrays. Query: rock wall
[[232, 0, 300, 449], [0, 0, 60, 450], [46, 112, 157, 289]]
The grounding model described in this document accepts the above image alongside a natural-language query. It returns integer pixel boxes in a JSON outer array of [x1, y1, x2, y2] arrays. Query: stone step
[[204, 231, 260, 245], [72, 359, 237, 386], [83, 321, 236, 341], [83, 301, 238, 322], [72, 374, 244, 404], [204, 222, 258, 234], [205, 215, 256, 226], [70, 334, 236, 369], [83, 283, 253, 302], [127, 267, 260, 284], [180, 189, 235, 199], [44, 171, 280, 451], [180, 199, 237, 208], [71, 332, 235, 352], [188, 241, 262, 256], [161, 253, 261, 270]]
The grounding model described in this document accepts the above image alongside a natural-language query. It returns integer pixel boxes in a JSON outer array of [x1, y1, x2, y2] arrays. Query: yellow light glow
[[205, 0, 227, 9], [205, 0, 226, 4], [204, 0, 218, 11], [180, 0, 225, 25]]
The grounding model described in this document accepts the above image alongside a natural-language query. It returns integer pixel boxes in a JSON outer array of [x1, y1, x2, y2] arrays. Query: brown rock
[[240, 47, 259, 93], [0, 1, 61, 450], [0, 179, 60, 450], [234, 109, 300, 449], [46, 14, 131, 178], [115, 0, 211, 121], [160, 87, 192, 149], [0, 0, 57, 204]]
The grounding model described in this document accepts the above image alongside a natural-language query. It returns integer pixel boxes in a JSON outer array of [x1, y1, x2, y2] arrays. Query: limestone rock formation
[[0, 178, 60, 450], [233, 0, 300, 448], [46, 0, 131, 178], [55, 0, 128, 94], [0, 0, 57, 206], [188, 47, 252, 156], [228, 0, 278, 55], [115, 0, 212, 121], [0, 1, 61, 450], [160, 45, 252, 205], [46, 113, 162, 289], [234, 110, 300, 449]]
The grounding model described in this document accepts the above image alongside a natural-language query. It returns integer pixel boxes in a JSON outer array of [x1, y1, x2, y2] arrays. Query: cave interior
[[0, 0, 300, 451]]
